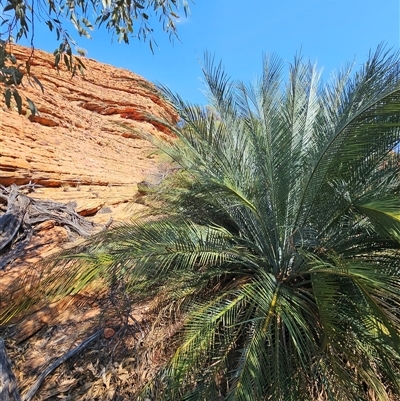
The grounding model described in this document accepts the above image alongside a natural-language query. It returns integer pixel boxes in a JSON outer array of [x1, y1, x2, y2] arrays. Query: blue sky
[[17, 0, 400, 104]]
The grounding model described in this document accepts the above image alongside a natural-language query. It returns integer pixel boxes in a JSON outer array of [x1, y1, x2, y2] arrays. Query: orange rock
[[0, 44, 177, 290], [0, 44, 177, 190], [104, 328, 116, 339], [76, 201, 105, 216], [0, 156, 32, 171]]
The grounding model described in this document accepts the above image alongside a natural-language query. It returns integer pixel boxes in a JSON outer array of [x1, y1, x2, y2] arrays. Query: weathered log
[[0, 337, 22, 401], [0, 190, 30, 251], [0, 184, 100, 270]]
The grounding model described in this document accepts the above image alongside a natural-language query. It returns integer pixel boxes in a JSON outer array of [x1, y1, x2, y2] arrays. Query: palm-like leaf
[[138, 46, 400, 400], [3, 46, 400, 400]]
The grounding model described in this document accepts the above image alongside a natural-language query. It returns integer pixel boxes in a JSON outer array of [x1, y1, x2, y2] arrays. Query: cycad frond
[[4, 46, 400, 400]]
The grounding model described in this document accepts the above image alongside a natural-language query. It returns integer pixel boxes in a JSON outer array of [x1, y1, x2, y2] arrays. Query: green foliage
[[76, 46, 87, 57], [0, 41, 38, 114], [0, 40, 51, 115], [0, 0, 191, 114], [3, 46, 400, 400], [0, 0, 190, 47]]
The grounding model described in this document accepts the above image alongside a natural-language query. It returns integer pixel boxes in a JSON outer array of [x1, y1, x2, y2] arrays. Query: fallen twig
[[22, 329, 103, 401]]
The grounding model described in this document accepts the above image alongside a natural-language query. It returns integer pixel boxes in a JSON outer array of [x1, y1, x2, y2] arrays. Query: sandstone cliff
[[0, 44, 177, 182], [0, 45, 178, 272], [0, 44, 177, 217]]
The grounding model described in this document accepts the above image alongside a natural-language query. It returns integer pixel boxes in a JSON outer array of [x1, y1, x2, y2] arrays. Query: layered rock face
[[0, 44, 177, 189], [0, 45, 177, 273]]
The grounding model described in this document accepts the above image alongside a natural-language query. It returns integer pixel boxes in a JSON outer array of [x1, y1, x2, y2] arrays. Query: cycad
[[4, 46, 400, 400]]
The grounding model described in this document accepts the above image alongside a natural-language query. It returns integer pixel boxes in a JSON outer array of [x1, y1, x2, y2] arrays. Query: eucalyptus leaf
[[4, 88, 11, 108], [13, 90, 22, 114], [26, 97, 38, 116]]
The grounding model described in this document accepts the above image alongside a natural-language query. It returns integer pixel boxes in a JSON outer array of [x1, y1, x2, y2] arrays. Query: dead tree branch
[[0, 184, 99, 270]]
